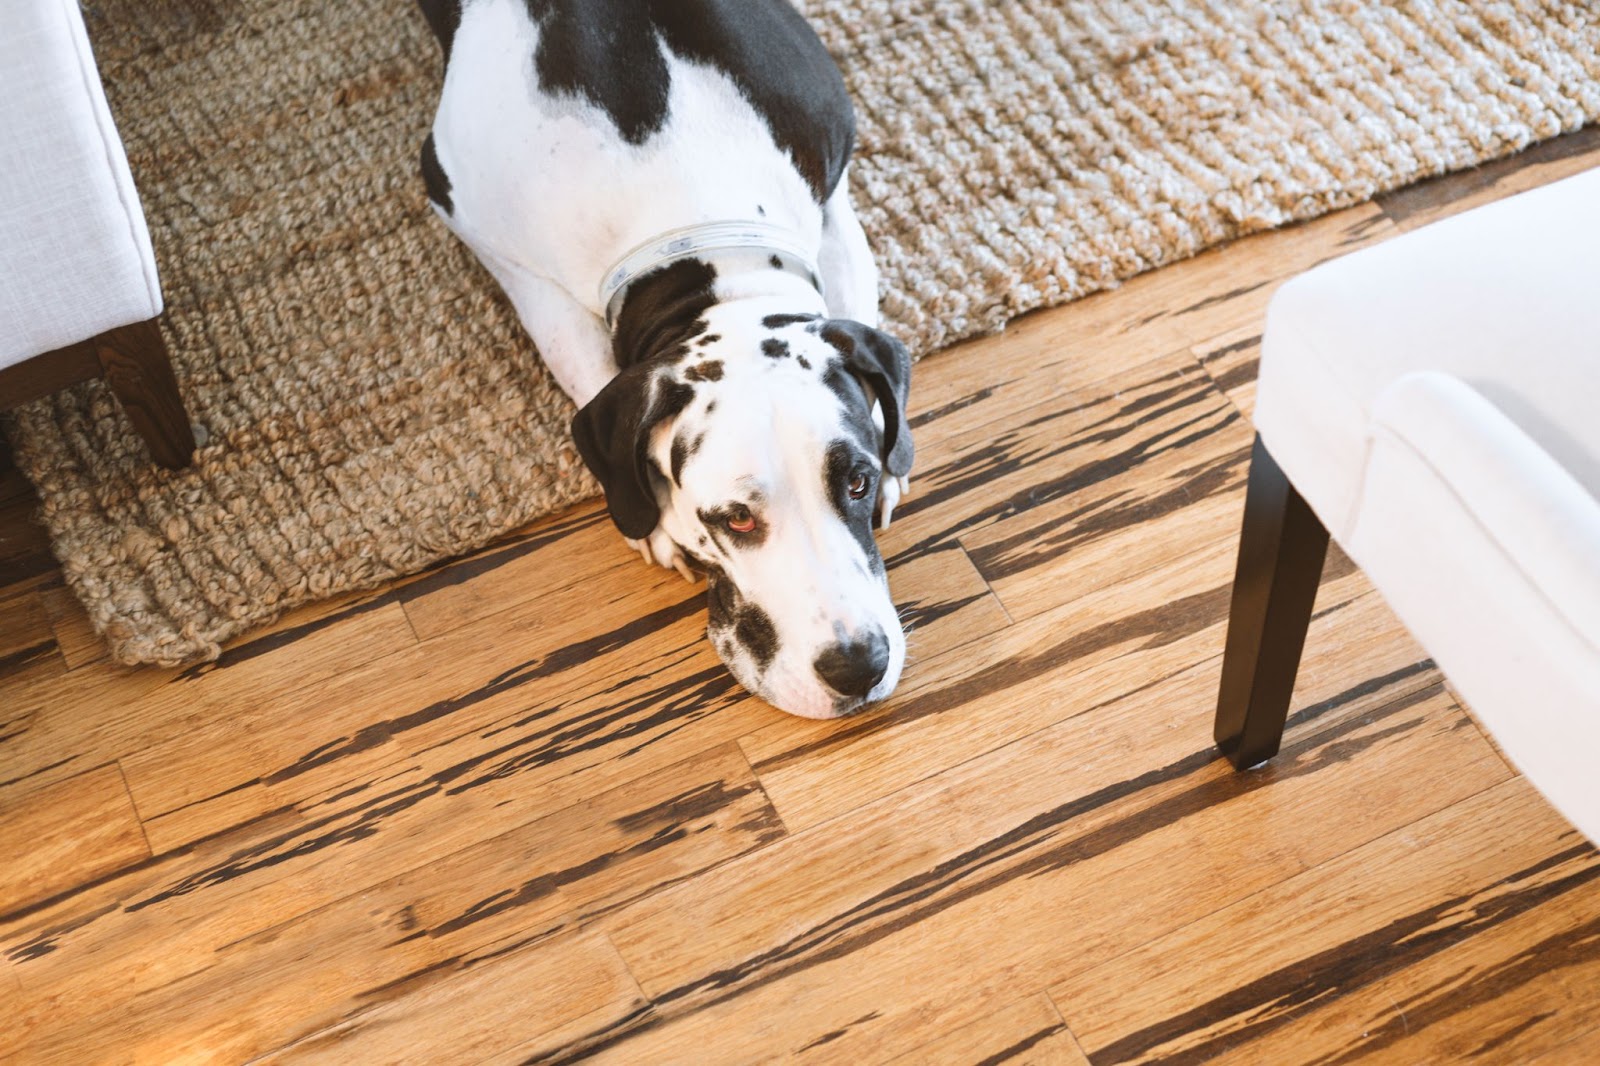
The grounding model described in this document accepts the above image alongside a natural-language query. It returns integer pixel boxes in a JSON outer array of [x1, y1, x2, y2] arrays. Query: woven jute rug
[[7, 0, 1598, 666]]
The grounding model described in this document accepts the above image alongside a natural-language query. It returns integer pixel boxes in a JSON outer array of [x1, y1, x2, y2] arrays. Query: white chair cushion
[[1255, 165, 1600, 542], [1254, 166, 1600, 843], [0, 0, 162, 369]]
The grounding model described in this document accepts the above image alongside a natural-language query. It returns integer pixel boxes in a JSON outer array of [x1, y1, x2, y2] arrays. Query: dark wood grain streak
[[975, 1022, 1071, 1066]]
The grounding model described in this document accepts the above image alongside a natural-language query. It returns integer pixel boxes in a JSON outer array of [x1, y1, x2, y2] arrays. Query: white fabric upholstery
[[1254, 166, 1600, 843], [0, 0, 162, 369], [1352, 373, 1600, 843]]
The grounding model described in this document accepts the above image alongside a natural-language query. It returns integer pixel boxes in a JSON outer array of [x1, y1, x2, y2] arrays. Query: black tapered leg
[[95, 318, 196, 469], [1214, 434, 1330, 769]]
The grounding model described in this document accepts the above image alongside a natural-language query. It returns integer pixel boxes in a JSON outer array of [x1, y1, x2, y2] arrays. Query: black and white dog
[[416, 0, 913, 719]]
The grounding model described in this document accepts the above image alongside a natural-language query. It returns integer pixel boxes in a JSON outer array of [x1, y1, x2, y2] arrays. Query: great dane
[[417, 0, 914, 718]]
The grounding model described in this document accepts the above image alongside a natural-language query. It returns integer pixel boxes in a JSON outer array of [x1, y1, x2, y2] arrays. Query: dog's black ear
[[571, 367, 695, 540], [821, 320, 914, 477]]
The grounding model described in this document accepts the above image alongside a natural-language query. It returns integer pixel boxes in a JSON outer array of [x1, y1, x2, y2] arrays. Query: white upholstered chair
[[1214, 165, 1600, 844], [0, 0, 194, 468]]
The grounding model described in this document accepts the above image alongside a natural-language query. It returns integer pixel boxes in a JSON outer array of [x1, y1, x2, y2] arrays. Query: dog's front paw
[[876, 475, 911, 530], [626, 528, 697, 583]]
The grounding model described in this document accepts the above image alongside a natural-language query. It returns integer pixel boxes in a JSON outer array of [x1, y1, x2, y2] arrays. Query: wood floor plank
[[0, 491, 56, 596], [1377, 124, 1600, 232], [0, 588, 59, 681], [902, 319, 1172, 464], [1, 596, 421, 812], [883, 348, 1228, 585], [885, 993, 1089, 1066], [35, 579, 105, 672], [18, 886, 638, 1066], [4, 741, 778, 1059], [399, 505, 616, 641], [0, 764, 148, 917], [372, 741, 784, 950], [1533, 1022, 1600, 1064], [1, 657, 178, 796], [958, 364, 1252, 623], [1190, 325, 1261, 420], [889, 543, 1013, 666], [1206, 848, 1600, 1065], [45, 548, 684, 853], [1049, 775, 1598, 1064], [261, 929, 645, 1065], [12, 870, 441, 1064], [572, 669, 1506, 1062]]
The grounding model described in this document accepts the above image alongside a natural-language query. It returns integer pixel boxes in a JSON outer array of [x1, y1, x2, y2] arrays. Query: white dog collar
[[600, 220, 823, 332]]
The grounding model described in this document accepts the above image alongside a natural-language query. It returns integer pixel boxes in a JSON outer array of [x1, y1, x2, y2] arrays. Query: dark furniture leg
[[95, 318, 196, 469], [1214, 434, 1330, 769]]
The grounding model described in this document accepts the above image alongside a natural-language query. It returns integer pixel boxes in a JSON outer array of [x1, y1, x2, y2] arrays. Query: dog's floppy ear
[[571, 366, 695, 540], [820, 320, 914, 477]]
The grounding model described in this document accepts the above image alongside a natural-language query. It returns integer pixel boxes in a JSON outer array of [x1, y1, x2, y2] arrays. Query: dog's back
[[419, 0, 856, 314]]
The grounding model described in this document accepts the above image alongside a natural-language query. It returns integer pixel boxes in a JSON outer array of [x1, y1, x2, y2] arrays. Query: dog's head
[[572, 307, 913, 718]]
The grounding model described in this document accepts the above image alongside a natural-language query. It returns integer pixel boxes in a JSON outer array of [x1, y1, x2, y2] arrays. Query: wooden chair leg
[[1214, 434, 1330, 770], [95, 318, 196, 470]]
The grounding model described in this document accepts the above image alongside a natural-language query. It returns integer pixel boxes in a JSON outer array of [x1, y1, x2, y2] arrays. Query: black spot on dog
[[613, 259, 717, 369], [416, 0, 463, 60], [769, 254, 784, 269], [522, 0, 854, 200], [419, 133, 453, 214], [757, 204, 767, 216], [683, 360, 724, 382], [671, 431, 706, 483], [761, 338, 790, 359], [708, 571, 738, 626], [656, 379, 696, 422], [797, 355, 812, 370], [696, 333, 721, 347], [670, 435, 690, 485], [762, 312, 819, 330], [734, 604, 779, 669]]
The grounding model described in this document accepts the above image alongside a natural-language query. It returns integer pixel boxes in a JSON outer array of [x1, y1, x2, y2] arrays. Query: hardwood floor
[[4, 129, 1600, 1063]]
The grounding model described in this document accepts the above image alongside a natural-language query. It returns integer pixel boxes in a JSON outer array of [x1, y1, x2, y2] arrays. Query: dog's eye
[[725, 506, 757, 534], [847, 472, 870, 500]]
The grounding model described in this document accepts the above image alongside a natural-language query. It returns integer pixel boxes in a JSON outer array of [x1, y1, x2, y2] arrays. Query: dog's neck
[[612, 252, 827, 370]]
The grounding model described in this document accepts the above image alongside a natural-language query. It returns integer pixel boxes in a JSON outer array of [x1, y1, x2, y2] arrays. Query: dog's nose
[[813, 630, 890, 697]]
